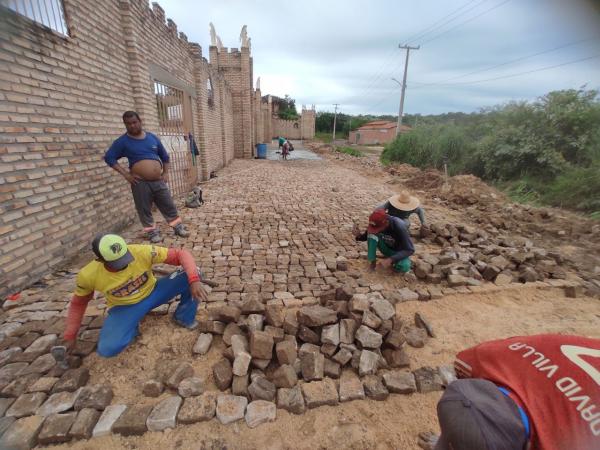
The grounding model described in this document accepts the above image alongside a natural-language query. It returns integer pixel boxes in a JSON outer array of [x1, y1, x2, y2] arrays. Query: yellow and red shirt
[[74, 244, 168, 308]]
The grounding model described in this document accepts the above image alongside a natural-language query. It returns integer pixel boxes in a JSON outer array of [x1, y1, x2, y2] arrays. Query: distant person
[[421, 334, 600, 450], [379, 191, 426, 229], [104, 111, 189, 243], [354, 208, 414, 273], [282, 140, 290, 160], [278, 136, 286, 150]]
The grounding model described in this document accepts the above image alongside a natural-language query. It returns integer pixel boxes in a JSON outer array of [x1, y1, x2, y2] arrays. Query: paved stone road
[[266, 140, 321, 161], [155, 151, 400, 304]]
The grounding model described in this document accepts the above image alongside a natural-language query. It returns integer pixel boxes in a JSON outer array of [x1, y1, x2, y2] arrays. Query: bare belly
[[131, 159, 162, 180]]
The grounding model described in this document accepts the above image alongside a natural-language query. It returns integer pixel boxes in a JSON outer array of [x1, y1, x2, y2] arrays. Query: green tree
[[278, 95, 299, 120]]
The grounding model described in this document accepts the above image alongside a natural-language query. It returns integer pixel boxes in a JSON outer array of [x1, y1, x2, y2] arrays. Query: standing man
[[63, 233, 208, 357], [355, 208, 414, 273], [105, 111, 189, 243], [421, 334, 600, 450]]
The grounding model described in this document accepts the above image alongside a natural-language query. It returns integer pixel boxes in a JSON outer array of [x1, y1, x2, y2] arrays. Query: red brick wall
[[0, 0, 238, 296]]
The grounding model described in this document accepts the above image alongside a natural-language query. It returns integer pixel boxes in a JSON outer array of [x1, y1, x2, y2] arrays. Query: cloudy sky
[[159, 0, 600, 115]]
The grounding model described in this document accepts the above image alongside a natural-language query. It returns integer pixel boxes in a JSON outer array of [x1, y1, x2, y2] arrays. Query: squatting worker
[[379, 190, 426, 229], [104, 111, 189, 243], [432, 334, 600, 450], [355, 208, 414, 273], [62, 233, 208, 357]]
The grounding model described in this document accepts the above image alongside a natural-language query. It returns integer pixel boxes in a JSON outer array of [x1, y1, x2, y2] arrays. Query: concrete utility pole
[[394, 44, 419, 137], [332, 104, 340, 145]]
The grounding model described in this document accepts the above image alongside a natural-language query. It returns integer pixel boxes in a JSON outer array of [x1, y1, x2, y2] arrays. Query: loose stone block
[[232, 375, 249, 397], [233, 352, 252, 377], [336, 286, 354, 301], [245, 314, 265, 332], [73, 384, 113, 411], [69, 408, 100, 439], [198, 320, 225, 335], [213, 306, 241, 323], [0, 416, 15, 438], [245, 400, 276, 428], [321, 323, 340, 346], [383, 371, 417, 394], [27, 377, 58, 394], [166, 362, 194, 389], [1, 374, 40, 398], [355, 325, 383, 349], [332, 348, 353, 366], [213, 359, 233, 391], [413, 367, 444, 393], [414, 312, 435, 338], [0, 415, 45, 450], [301, 379, 339, 408], [249, 331, 274, 360], [52, 368, 89, 393], [362, 311, 382, 329], [276, 340, 297, 365], [362, 375, 389, 400], [385, 329, 405, 349], [265, 304, 285, 328], [38, 412, 77, 444], [404, 327, 428, 348], [298, 325, 320, 344], [283, 310, 299, 335], [359, 350, 379, 376], [37, 389, 81, 416], [324, 359, 341, 379], [248, 377, 276, 402], [397, 288, 419, 302], [276, 386, 305, 414], [301, 351, 324, 381], [271, 365, 297, 388], [349, 294, 369, 313], [24, 334, 57, 354], [382, 348, 410, 368], [438, 365, 457, 387], [92, 404, 127, 437], [216, 395, 247, 425], [339, 371, 365, 402], [142, 380, 163, 398], [6, 393, 47, 418], [178, 377, 204, 398], [231, 334, 249, 357], [339, 319, 358, 344], [0, 398, 15, 416], [113, 404, 153, 436], [146, 395, 182, 432], [178, 392, 217, 424], [371, 299, 395, 321], [20, 354, 55, 375], [297, 306, 337, 327], [264, 326, 285, 343], [192, 333, 213, 355]]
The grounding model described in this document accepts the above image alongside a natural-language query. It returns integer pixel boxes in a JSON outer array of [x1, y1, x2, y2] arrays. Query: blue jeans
[[97, 271, 198, 357]]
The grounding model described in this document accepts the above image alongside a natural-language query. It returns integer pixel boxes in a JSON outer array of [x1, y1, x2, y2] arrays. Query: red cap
[[367, 209, 389, 234]]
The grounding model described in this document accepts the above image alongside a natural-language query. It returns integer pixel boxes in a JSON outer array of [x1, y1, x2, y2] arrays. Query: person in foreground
[[379, 190, 426, 229], [355, 208, 414, 273], [104, 111, 189, 243], [422, 333, 600, 450], [63, 233, 208, 357]]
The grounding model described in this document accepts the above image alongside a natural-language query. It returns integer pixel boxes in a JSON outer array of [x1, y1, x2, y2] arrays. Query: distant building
[[348, 121, 411, 145]]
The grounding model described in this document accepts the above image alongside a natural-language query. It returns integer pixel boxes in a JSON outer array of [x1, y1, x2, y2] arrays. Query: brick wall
[[349, 128, 396, 145], [0, 0, 253, 297], [272, 107, 316, 140]]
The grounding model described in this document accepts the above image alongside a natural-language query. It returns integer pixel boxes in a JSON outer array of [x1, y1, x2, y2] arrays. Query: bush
[[336, 146, 364, 157]]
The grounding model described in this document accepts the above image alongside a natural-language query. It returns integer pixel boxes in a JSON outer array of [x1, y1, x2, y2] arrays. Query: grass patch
[[336, 146, 364, 157]]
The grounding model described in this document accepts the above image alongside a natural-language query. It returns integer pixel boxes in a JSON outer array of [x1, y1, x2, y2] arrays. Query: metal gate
[[154, 80, 197, 197]]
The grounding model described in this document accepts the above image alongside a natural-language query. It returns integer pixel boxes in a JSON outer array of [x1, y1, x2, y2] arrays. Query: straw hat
[[389, 191, 420, 211]]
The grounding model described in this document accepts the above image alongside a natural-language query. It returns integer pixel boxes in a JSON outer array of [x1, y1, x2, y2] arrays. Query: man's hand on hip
[[125, 172, 141, 185], [190, 281, 208, 303]]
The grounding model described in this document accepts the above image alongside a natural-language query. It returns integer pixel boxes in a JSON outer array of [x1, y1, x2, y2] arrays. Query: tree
[[278, 95, 299, 120]]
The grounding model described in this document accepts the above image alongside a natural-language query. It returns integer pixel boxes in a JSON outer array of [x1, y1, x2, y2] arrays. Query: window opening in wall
[[153, 80, 197, 196], [2, 0, 69, 36], [207, 77, 214, 107], [293, 123, 299, 128]]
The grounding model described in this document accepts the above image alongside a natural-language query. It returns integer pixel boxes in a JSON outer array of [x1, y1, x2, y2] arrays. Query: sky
[[158, 0, 600, 115]]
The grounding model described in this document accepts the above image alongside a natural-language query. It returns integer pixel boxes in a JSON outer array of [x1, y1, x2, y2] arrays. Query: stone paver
[[92, 404, 127, 437], [216, 395, 247, 425], [146, 395, 182, 432], [0, 415, 45, 450]]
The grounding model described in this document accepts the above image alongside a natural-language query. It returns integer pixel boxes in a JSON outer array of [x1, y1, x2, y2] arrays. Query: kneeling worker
[[355, 208, 414, 273], [63, 233, 208, 357]]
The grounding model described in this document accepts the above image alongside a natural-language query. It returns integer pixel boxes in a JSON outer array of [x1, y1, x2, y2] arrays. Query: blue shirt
[[104, 132, 169, 168], [375, 216, 415, 262]]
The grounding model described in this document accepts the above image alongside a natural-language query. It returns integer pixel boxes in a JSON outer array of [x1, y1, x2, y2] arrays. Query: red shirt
[[455, 335, 600, 450]]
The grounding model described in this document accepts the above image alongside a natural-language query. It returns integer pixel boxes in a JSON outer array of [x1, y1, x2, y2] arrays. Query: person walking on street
[[104, 111, 190, 243]]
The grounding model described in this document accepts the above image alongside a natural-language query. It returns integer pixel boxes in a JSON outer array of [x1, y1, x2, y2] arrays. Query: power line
[[405, 0, 489, 45], [411, 52, 600, 88], [420, 0, 513, 46], [412, 36, 600, 87]]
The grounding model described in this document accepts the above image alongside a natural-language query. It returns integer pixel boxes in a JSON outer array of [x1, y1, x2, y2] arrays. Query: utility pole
[[394, 44, 419, 137], [332, 103, 339, 145]]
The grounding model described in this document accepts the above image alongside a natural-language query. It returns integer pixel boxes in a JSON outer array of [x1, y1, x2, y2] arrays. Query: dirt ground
[[38, 142, 600, 450]]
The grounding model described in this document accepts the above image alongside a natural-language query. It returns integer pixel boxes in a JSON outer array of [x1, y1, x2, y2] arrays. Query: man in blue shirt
[[104, 111, 189, 242]]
